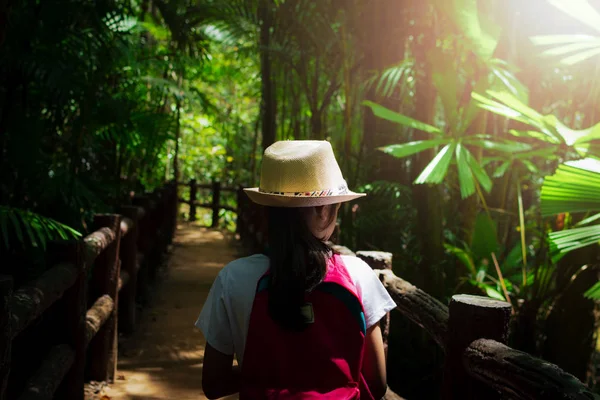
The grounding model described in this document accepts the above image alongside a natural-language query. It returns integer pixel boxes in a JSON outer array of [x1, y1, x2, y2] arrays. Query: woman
[[196, 140, 396, 399]]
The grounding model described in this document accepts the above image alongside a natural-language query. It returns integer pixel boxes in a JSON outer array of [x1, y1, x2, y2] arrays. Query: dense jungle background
[[2, 0, 600, 398]]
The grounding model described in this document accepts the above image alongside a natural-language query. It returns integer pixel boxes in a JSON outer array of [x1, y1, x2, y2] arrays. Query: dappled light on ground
[[102, 223, 240, 400]]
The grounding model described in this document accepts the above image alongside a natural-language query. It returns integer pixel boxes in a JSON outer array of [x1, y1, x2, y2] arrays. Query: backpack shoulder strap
[[317, 254, 366, 334]]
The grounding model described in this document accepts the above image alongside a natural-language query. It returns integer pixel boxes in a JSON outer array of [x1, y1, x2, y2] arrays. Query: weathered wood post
[[87, 214, 122, 383], [253, 203, 267, 254], [160, 185, 170, 249], [189, 179, 197, 222], [118, 206, 139, 334], [163, 183, 174, 246], [132, 196, 150, 304], [147, 190, 163, 281], [168, 182, 178, 242], [442, 295, 511, 400], [212, 180, 221, 228], [238, 186, 253, 248], [50, 241, 86, 400], [236, 186, 244, 237], [463, 338, 600, 399], [0, 276, 13, 400], [356, 251, 392, 358], [153, 188, 167, 256]]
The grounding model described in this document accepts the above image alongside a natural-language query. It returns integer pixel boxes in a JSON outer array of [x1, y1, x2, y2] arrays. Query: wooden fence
[[0, 182, 177, 400], [236, 191, 600, 400], [177, 180, 238, 227]]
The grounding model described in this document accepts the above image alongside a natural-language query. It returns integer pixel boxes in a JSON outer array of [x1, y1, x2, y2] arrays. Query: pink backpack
[[240, 254, 375, 399]]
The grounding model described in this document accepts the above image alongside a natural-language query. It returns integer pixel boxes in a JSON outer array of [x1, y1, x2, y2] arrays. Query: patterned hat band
[[258, 182, 350, 198]]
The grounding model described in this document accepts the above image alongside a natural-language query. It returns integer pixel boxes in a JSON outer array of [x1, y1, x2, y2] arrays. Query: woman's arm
[[362, 323, 387, 400], [202, 343, 240, 399]]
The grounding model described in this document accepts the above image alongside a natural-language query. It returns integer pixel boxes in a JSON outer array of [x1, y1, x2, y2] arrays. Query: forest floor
[[89, 221, 242, 400]]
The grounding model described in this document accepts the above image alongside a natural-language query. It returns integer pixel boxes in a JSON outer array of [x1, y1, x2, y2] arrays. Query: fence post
[[147, 190, 163, 282], [236, 186, 244, 237], [168, 182, 178, 242], [212, 180, 221, 228], [162, 184, 173, 248], [252, 203, 267, 254], [48, 241, 86, 400], [153, 188, 167, 256], [442, 294, 511, 400], [0, 276, 13, 400], [132, 196, 150, 305], [87, 214, 122, 383], [118, 206, 139, 335], [189, 179, 197, 222], [356, 251, 392, 358]]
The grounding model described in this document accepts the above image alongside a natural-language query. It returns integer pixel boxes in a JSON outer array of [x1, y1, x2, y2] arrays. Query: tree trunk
[[173, 96, 181, 182], [259, 0, 276, 150], [310, 111, 322, 139], [358, 4, 446, 399], [360, 0, 408, 184], [411, 2, 444, 298]]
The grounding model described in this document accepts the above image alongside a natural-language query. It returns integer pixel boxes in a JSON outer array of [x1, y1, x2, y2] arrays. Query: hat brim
[[243, 188, 366, 208]]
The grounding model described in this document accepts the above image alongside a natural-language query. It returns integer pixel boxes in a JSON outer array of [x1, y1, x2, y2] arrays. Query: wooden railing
[[236, 195, 600, 400], [0, 182, 177, 400], [177, 180, 238, 227]]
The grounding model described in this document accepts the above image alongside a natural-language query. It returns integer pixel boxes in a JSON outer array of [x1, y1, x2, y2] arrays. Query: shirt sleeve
[[195, 272, 235, 355], [348, 257, 397, 329]]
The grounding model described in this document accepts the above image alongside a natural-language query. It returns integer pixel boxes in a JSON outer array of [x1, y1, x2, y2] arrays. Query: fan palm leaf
[[363, 101, 528, 198], [541, 159, 600, 216], [530, 0, 600, 66], [541, 158, 600, 262], [473, 90, 600, 157]]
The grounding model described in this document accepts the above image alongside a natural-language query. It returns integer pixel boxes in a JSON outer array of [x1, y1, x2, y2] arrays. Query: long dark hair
[[266, 206, 335, 331]]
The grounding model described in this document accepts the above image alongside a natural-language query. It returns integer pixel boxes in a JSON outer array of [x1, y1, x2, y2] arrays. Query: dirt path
[[103, 222, 241, 400]]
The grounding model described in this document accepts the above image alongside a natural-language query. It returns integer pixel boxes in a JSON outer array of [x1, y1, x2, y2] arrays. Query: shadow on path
[[103, 222, 242, 400]]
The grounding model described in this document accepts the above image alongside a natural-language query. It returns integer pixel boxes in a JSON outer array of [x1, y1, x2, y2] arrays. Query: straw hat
[[244, 140, 365, 207]]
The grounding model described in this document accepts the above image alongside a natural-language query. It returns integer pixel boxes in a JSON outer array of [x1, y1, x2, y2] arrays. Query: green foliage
[[3, 0, 600, 393], [0, 0, 186, 232], [531, 0, 600, 65], [434, 0, 502, 60], [473, 90, 600, 152], [445, 213, 508, 299], [584, 280, 600, 299], [0, 0, 259, 244], [0, 207, 81, 250], [363, 101, 443, 135], [541, 159, 600, 215], [364, 100, 531, 198], [364, 60, 415, 99], [541, 159, 600, 261], [470, 213, 500, 259], [352, 181, 419, 272]]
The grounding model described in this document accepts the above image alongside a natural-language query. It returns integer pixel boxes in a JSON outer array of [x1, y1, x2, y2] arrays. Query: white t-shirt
[[195, 254, 397, 365]]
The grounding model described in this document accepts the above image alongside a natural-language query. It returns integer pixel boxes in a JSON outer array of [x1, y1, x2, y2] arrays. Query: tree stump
[[442, 294, 511, 400], [357, 251, 392, 357]]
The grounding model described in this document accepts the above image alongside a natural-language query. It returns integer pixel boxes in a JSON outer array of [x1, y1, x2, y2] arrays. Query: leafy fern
[[0, 207, 81, 250]]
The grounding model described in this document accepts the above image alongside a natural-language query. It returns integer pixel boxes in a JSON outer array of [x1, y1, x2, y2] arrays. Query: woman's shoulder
[[339, 254, 397, 326], [219, 253, 270, 284], [223, 253, 269, 269], [339, 254, 375, 280]]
